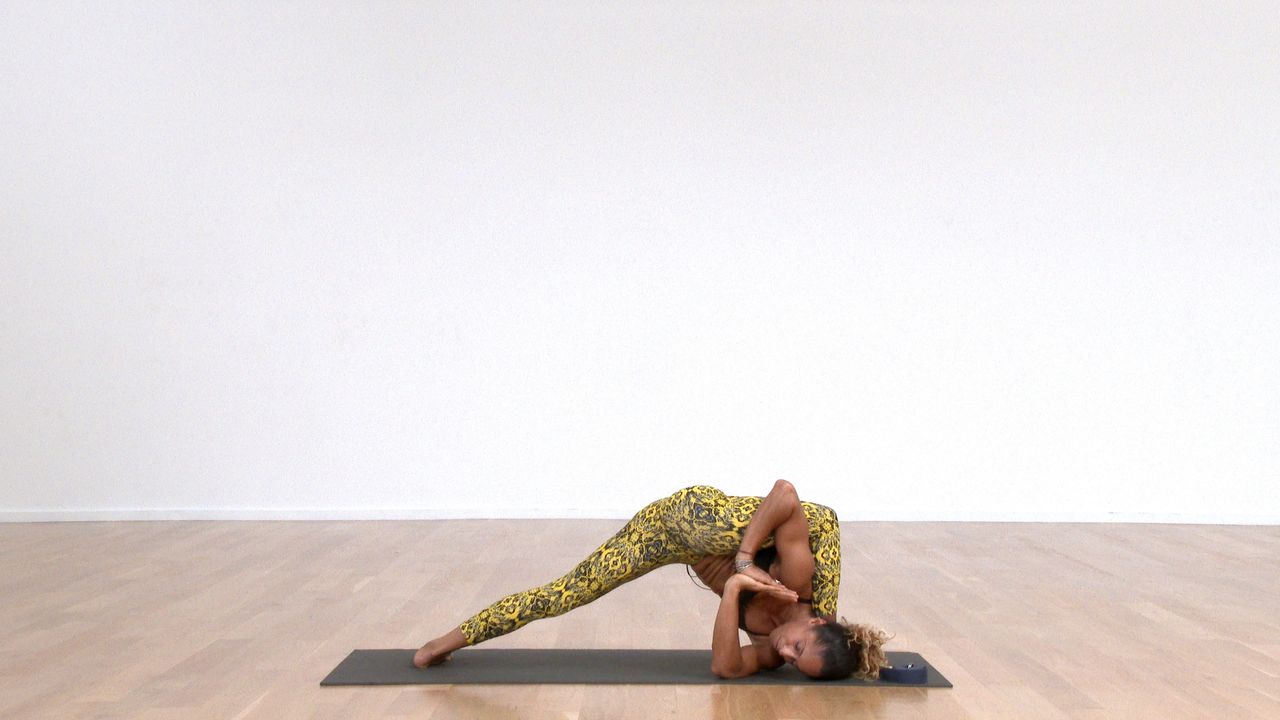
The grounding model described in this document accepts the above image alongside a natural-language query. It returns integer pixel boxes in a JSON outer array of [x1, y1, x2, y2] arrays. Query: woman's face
[[768, 617, 826, 677]]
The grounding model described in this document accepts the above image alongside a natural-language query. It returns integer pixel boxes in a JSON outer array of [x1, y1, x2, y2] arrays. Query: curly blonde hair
[[813, 618, 892, 680]]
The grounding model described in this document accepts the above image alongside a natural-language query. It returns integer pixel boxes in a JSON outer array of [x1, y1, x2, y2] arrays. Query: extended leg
[[460, 508, 679, 643], [416, 497, 681, 667]]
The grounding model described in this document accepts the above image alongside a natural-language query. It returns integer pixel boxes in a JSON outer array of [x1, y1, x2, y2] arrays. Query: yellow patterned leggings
[[459, 485, 841, 645]]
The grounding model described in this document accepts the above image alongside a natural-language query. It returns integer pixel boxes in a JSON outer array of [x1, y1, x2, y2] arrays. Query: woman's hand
[[733, 550, 779, 588], [726, 572, 799, 604]]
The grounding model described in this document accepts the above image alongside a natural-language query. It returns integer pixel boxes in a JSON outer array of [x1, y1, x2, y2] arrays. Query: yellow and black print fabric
[[459, 485, 841, 645]]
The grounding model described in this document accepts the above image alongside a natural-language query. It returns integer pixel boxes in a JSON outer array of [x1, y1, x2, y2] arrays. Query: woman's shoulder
[[747, 633, 784, 669]]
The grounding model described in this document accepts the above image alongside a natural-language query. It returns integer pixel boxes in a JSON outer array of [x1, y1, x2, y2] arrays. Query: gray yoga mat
[[320, 649, 951, 687]]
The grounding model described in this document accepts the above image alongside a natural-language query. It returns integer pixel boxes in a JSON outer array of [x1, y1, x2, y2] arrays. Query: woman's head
[[769, 617, 890, 680]]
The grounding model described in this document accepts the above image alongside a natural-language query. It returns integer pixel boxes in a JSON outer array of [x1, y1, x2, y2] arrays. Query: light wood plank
[[0, 519, 1276, 719]]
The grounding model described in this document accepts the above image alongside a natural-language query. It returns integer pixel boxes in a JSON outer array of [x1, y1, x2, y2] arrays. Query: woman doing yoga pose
[[414, 480, 888, 680]]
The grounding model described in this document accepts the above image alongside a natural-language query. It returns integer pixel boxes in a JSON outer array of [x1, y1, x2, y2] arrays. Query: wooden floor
[[1, 519, 1277, 719]]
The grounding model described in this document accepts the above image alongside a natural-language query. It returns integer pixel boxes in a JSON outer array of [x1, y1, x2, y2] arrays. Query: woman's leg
[[664, 485, 764, 556], [801, 501, 841, 617], [416, 494, 685, 666], [413, 485, 841, 667], [665, 486, 842, 617]]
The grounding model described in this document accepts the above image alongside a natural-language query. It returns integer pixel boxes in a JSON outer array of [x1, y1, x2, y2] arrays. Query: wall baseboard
[[1, 507, 1277, 525]]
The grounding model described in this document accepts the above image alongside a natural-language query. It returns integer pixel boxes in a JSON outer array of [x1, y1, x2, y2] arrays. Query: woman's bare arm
[[710, 574, 796, 678], [737, 480, 798, 556], [735, 480, 816, 597]]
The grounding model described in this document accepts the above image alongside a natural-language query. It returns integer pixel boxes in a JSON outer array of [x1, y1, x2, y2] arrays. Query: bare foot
[[413, 641, 453, 668], [413, 627, 467, 669]]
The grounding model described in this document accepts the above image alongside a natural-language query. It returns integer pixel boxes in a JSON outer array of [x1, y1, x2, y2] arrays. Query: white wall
[[2, 2, 1277, 523]]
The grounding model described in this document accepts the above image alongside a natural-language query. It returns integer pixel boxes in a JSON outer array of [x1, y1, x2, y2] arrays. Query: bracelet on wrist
[[733, 558, 754, 574]]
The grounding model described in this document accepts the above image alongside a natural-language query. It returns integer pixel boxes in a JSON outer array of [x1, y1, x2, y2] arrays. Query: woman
[[414, 480, 888, 680]]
